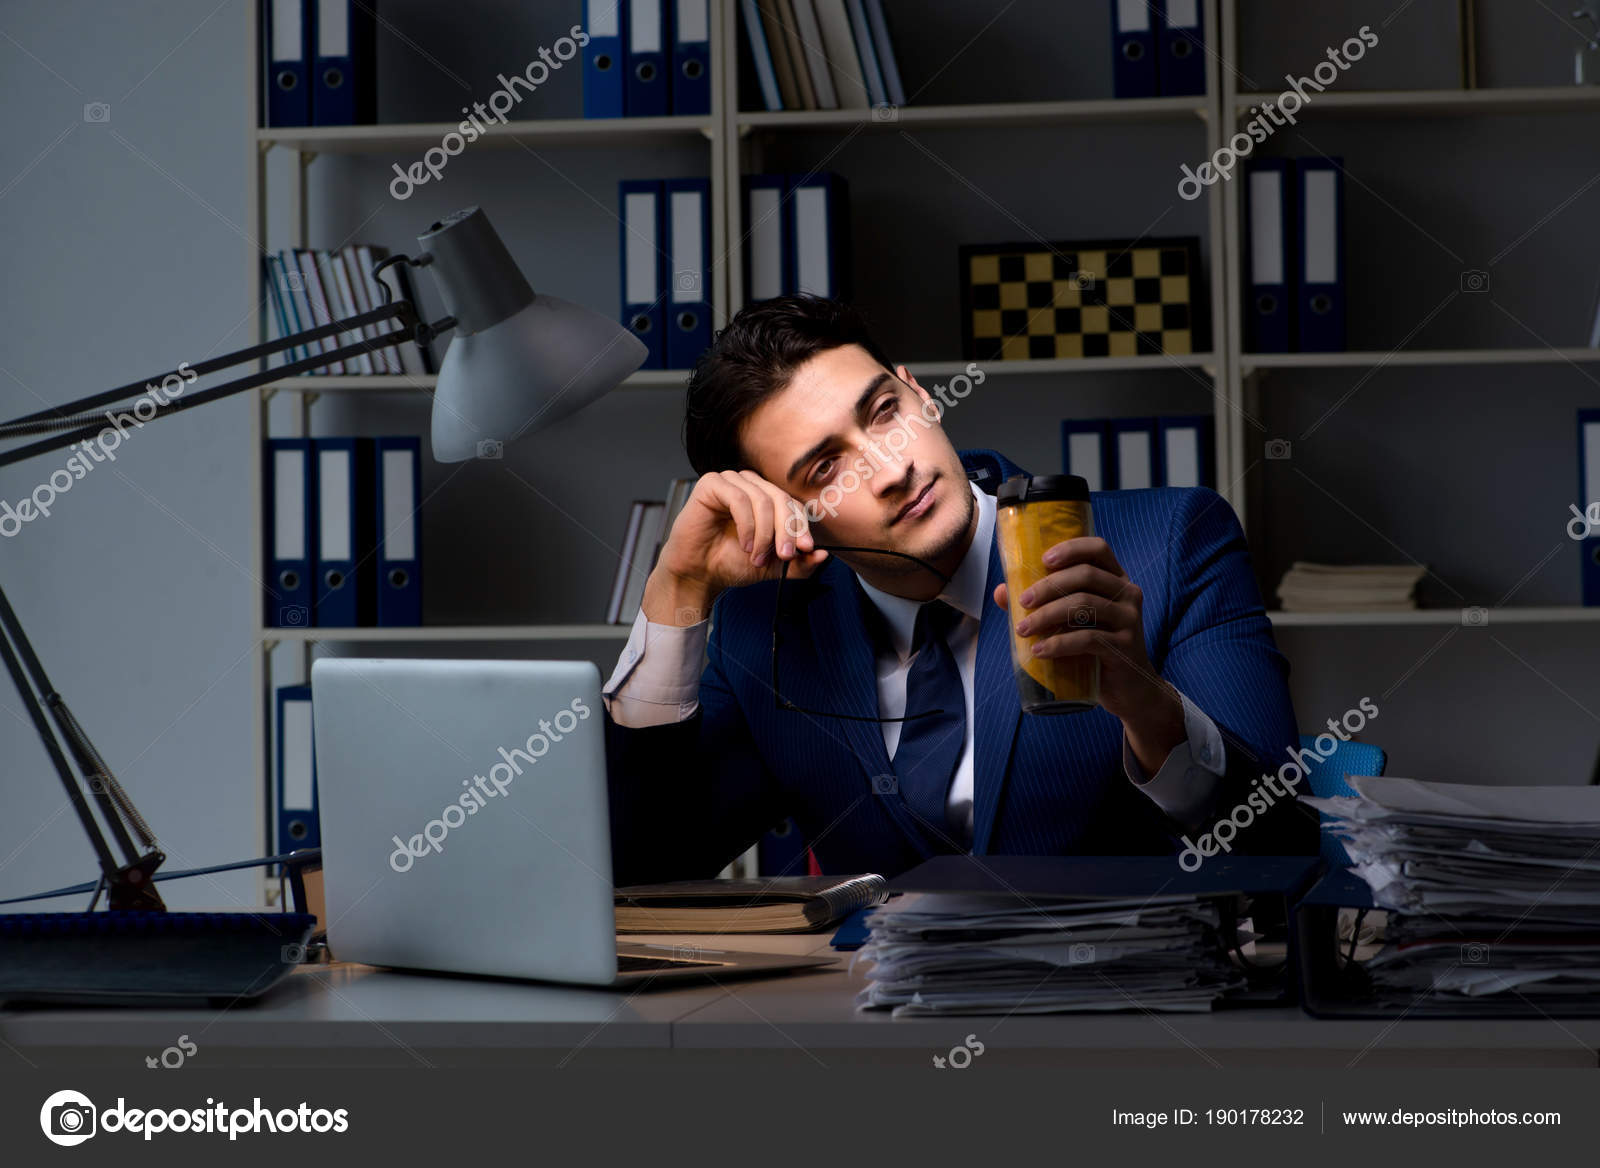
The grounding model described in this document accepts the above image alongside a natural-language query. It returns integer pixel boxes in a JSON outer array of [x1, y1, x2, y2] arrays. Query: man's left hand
[[992, 535, 1185, 776]]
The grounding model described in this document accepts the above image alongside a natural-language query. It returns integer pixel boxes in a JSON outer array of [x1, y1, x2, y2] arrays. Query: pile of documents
[[851, 890, 1245, 1016], [1275, 561, 1427, 612], [1309, 776, 1600, 1009]]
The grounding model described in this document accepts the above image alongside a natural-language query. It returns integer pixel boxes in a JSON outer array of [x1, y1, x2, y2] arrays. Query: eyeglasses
[[769, 543, 953, 724]]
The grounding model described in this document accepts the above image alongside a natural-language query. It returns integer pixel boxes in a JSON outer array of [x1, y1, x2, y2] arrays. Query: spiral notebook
[[614, 874, 887, 933]]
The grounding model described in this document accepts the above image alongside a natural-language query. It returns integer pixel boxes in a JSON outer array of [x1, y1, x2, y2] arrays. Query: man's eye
[[809, 457, 836, 484], [873, 398, 897, 421]]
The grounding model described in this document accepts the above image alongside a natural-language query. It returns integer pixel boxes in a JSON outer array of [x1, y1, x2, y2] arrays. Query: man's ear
[[895, 364, 933, 406]]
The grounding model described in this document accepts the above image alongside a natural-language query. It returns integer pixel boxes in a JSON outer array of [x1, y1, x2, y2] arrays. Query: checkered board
[[959, 238, 1205, 361]]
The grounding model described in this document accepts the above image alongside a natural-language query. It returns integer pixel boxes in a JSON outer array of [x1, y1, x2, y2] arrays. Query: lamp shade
[[418, 208, 649, 463]]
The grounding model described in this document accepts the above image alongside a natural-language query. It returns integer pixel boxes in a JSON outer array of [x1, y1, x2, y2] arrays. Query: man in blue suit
[[602, 295, 1316, 882]]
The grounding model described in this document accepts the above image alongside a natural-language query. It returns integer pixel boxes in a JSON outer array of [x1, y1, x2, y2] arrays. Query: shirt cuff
[[600, 609, 708, 727], [1123, 689, 1226, 830]]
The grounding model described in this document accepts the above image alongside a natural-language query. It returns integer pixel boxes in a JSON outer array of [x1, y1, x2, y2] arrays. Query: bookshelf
[[243, 0, 1600, 890]]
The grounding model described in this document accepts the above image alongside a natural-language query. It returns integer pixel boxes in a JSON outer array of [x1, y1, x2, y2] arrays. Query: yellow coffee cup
[[995, 473, 1098, 714]]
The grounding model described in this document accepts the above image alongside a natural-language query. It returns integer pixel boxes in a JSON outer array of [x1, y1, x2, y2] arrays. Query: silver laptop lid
[[310, 657, 616, 985]]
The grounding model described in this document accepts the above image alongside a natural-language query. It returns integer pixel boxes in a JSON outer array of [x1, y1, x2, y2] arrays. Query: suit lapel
[[971, 534, 1023, 855], [801, 570, 936, 861]]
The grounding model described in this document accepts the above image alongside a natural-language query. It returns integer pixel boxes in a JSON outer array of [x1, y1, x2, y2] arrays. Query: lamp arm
[[0, 283, 455, 911]]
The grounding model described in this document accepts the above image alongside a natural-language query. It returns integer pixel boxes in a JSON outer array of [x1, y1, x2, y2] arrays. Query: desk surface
[[4, 932, 1599, 1068]]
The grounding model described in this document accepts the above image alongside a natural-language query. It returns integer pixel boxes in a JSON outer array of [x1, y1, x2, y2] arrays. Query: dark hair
[[683, 294, 893, 476]]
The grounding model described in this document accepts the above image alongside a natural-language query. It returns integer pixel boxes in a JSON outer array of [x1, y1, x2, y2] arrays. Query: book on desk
[[614, 873, 886, 933]]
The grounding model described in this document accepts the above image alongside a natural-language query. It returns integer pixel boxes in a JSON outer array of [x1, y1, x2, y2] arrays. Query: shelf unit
[[242, 1, 1600, 888]]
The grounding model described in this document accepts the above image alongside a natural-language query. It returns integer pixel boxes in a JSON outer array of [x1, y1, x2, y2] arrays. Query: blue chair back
[[1299, 734, 1386, 867]]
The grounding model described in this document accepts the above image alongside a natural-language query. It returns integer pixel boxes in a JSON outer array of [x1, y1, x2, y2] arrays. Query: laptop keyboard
[[617, 952, 731, 972]]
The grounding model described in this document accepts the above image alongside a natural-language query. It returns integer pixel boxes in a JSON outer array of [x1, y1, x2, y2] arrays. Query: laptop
[[309, 657, 836, 987]]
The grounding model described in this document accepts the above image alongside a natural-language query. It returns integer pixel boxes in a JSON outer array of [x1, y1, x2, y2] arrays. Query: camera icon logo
[[1068, 605, 1097, 628], [281, 942, 306, 964], [870, 774, 898, 795], [1265, 438, 1292, 460], [281, 604, 309, 627], [83, 102, 111, 123], [1068, 942, 1096, 965], [674, 944, 701, 962], [476, 438, 503, 460], [1461, 606, 1489, 627], [674, 270, 700, 294], [1460, 269, 1490, 292], [1460, 943, 1490, 964], [279, 270, 305, 293], [1069, 271, 1096, 293], [40, 1089, 97, 1146], [870, 103, 900, 122]]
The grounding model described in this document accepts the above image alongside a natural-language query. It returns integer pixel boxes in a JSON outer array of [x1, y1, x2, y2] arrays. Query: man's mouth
[[892, 479, 937, 525]]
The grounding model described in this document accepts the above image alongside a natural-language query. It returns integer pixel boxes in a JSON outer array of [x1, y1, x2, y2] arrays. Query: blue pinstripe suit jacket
[[604, 448, 1318, 883]]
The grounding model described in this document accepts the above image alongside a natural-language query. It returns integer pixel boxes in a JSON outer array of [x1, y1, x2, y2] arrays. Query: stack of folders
[[1308, 776, 1600, 1013], [619, 178, 714, 369], [1275, 562, 1426, 613], [615, 874, 886, 933], [1109, 0, 1206, 98], [1062, 415, 1215, 491], [263, 246, 434, 377], [262, 0, 376, 127], [263, 437, 423, 629], [583, 0, 712, 118], [742, 171, 851, 304], [1244, 157, 1347, 353], [854, 891, 1243, 1016], [607, 479, 696, 624], [740, 0, 904, 112]]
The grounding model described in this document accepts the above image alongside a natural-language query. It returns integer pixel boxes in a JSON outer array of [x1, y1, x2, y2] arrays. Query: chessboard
[[959, 237, 1205, 361]]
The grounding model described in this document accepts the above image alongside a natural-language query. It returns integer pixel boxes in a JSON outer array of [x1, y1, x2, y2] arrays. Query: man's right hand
[[640, 470, 831, 626]]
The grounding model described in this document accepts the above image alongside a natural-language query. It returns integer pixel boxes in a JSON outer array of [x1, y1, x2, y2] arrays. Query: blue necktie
[[892, 600, 967, 846]]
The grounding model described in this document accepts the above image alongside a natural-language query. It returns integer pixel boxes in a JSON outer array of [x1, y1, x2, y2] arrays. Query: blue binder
[[739, 0, 783, 112], [374, 436, 423, 627], [1581, 409, 1600, 606], [620, 179, 666, 366], [757, 817, 810, 878], [1060, 418, 1113, 492], [583, 0, 627, 119], [1157, 414, 1215, 489], [311, 437, 376, 627], [1295, 156, 1346, 352], [310, 0, 376, 126], [665, 177, 712, 369], [1158, 0, 1206, 96], [263, 0, 311, 127], [1110, 416, 1158, 489], [262, 255, 299, 368], [1245, 158, 1293, 353], [743, 173, 790, 304], [276, 685, 319, 852], [264, 439, 314, 628], [787, 172, 851, 300], [1110, 0, 1158, 99], [670, 0, 711, 115], [624, 0, 670, 116]]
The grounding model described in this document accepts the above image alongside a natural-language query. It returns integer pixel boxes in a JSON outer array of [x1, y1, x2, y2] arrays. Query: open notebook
[[614, 874, 887, 933]]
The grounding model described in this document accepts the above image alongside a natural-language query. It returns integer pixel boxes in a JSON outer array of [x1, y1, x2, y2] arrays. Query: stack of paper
[[851, 891, 1245, 1016], [1309, 776, 1600, 1008], [1275, 562, 1427, 612]]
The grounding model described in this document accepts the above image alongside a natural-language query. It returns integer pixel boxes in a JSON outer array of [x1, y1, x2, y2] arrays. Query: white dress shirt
[[602, 480, 1227, 845]]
